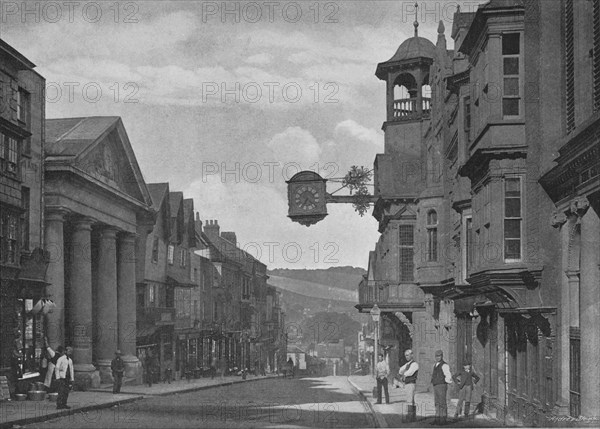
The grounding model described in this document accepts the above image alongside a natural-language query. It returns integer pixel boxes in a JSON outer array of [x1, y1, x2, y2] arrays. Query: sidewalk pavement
[[348, 375, 502, 428], [0, 374, 273, 429]]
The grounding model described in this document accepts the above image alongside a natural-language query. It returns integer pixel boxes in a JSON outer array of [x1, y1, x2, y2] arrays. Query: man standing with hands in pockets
[[431, 349, 453, 425], [398, 349, 419, 421], [55, 346, 74, 410], [375, 353, 390, 404]]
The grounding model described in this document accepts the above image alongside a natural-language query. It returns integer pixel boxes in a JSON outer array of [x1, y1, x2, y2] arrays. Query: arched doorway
[[380, 312, 413, 377]]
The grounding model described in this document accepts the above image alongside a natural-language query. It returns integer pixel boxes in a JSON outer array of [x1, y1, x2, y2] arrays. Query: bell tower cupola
[[376, 2, 435, 124]]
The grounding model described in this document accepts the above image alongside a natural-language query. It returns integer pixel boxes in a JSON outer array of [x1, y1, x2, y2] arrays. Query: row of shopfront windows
[[136, 334, 251, 378]]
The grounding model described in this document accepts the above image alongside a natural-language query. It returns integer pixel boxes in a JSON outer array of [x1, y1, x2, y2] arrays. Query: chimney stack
[[221, 232, 237, 245], [204, 219, 220, 240], [194, 212, 202, 234]]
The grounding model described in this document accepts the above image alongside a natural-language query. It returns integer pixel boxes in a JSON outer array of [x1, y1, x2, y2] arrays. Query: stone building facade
[[198, 219, 282, 374], [539, 0, 600, 420], [357, 15, 456, 395], [358, 0, 599, 425], [0, 39, 47, 393], [44, 116, 154, 388]]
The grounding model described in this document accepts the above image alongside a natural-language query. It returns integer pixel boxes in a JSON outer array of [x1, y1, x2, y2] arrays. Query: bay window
[[426, 210, 438, 262], [398, 224, 414, 282], [502, 33, 521, 117], [504, 177, 522, 261]]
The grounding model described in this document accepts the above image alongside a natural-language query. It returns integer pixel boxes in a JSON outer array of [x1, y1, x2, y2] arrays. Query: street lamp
[[370, 304, 381, 377]]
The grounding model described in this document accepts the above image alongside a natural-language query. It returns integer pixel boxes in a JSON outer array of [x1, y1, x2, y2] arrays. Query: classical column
[[118, 232, 141, 382], [552, 210, 570, 415], [579, 207, 600, 417], [44, 208, 69, 346], [387, 74, 395, 122], [96, 227, 119, 383], [70, 217, 100, 388]]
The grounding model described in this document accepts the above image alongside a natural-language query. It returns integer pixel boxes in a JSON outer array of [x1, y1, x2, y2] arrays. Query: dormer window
[[502, 33, 522, 118]]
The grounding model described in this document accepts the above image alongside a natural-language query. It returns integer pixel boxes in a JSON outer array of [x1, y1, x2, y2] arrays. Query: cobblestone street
[[22, 377, 374, 428]]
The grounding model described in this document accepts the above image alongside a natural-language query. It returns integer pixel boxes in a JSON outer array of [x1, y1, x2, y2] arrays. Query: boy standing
[[375, 353, 390, 404], [453, 362, 480, 419]]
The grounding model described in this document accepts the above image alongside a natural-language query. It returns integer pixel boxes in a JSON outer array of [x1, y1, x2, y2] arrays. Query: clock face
[[294, 185, 320, 211]]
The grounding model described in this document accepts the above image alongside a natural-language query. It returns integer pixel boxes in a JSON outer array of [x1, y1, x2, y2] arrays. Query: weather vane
[[414, 2, 419, 37]]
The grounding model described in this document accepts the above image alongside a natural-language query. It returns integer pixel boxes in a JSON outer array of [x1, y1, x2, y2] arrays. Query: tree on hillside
[[299, 312, 361, 347]]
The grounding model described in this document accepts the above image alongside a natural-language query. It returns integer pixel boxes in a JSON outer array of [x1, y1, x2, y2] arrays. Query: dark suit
[[111, 356, 125, 393]]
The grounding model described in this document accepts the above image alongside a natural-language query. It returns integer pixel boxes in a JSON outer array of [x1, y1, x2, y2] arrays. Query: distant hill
[[268, 266, 366, 292], [268, 267, 369, 330], [268, 275, 357, 302]]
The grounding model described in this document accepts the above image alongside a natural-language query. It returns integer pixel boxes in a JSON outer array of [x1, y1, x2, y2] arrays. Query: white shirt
[[399, 360, 419, 377], [55, 355, 74, 381], [434, 361, 453, 384], [376, 360, 389, 379]]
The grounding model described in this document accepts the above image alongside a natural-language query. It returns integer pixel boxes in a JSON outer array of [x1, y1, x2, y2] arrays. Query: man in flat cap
[[431, 350, 453, 425]]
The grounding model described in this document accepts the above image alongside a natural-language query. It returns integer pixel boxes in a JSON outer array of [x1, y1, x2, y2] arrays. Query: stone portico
[[44, 117, 154, 388]]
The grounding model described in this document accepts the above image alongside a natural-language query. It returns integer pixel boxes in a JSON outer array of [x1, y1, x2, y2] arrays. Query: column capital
[[119, 231, 138, 244], [99, 226, 120, 239], [71, 216, 96, 231], [567, 196, 590, 222], [45, 206, 71, 222]]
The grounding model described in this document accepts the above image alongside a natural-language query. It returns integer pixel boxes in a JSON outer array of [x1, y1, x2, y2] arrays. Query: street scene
[[1, 0, 600, 428]]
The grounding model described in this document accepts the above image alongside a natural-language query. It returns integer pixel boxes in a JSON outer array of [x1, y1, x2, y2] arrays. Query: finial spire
[[414, 2, 419, 37]]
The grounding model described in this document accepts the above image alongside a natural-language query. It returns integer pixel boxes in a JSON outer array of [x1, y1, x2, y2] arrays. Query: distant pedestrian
[[375, 353, 390, 404], [219, 358, 226, 379], [431, 350, 453, 425], [453, 362, 480, 419], [398, 349, 419, 421], [287, 358, 294, 378], [210, 356, 217, 379], [55, 346, 74, 410], [111, 350, 125, 393], [163, 359, 172, 384], [144, 350, 156, 387]]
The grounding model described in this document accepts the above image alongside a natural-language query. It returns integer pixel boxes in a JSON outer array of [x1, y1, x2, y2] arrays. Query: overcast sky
[[2, 0, 485, 270]]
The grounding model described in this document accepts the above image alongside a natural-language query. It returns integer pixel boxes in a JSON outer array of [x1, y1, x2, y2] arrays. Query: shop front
[[0, 248, 50, 394]]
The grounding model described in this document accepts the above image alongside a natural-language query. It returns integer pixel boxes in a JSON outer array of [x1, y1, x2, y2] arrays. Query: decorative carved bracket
[[394, 312, 415, 338], [568, 196, 590, 224], [550, 210, 567, 228]]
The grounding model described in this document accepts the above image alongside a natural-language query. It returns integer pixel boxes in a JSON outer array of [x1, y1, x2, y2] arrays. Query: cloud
[[266, 127, 323, 167], [334, 119, 382, 145], [246, 53, 272, 65]]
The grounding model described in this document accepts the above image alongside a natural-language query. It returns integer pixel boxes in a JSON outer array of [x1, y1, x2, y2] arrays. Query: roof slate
[[45, 117, 120, 156]]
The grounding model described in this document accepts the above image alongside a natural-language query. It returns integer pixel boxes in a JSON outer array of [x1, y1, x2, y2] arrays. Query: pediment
[[385, 204, 417, 220], [75, 121, 150, 205]]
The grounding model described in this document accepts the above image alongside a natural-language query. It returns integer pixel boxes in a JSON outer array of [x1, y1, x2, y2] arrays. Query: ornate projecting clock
[[287, 171, 328, 226]]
